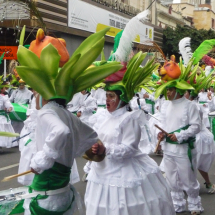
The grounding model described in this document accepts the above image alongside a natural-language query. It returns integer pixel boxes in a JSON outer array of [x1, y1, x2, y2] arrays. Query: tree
[[162, 25, 215, 61]]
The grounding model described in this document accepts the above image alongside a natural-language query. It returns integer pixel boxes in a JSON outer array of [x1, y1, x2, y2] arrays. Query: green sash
[[166, 125, 195, 171], [145, 99, 155, 114], [9, 103, 28, 122], [29, 162, 72, 215], [209, 117, 215, 141], [98, 105, 106, 108], [10, 162, 73, 215], [0, 110, 10, 122], [199, 101, 207, 104]]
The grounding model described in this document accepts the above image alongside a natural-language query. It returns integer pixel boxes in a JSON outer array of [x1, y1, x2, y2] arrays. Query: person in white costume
[[157, 87, 203, 214], [77, 90, 97, 125], [85, 88, 175, 215], [140, 88, 155, 115], [9, 80, 32, 105], [9, 25, 122, 215], [93, 87, 106, 108], [0, 93, 16, 148], [67, 92, 83, 114], [184, 90, 215, 193], [198, 89, 210, 128], [10, 80, 33, 134]]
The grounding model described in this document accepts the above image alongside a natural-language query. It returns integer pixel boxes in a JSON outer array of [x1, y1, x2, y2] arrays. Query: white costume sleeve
[[106, 117, 141, 159], [9, 90, 16, 103], [3, 96, 14, 111], [30, 110, 70, 173], [174, 102, 201, 144], [79, 97, 97, 113]]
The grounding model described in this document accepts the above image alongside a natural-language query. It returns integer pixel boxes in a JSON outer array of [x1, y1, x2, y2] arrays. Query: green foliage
[[163, 25, 215, 61]]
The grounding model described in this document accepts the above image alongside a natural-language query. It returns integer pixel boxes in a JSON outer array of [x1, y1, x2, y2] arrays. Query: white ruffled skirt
[[85, 155, 175, 215], [195, 128, 215, 172], [0, 116, 16, 148]]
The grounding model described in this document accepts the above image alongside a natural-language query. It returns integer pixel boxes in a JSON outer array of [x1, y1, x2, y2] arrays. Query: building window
[[169, 5, 172, 14], [206, 0, 211, 4], [121, 0, 129, 4]]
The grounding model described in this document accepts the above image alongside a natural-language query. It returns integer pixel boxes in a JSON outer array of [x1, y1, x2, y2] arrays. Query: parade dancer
[[85, 50, 175, 215], [0, 83, 16, 149], [156, 56, 203, 214], [7, 26, 122, 215], [185, 90, 215, 193]]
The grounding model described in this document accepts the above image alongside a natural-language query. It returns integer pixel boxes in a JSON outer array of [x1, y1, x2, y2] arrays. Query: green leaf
[[0, 132, 19, 137], [70, 37, 105, 80], [40, 44, 61, 81], [74, 63, 123, 92], [71, 27, 110, 59], [16, 66, 55, 100], [155, 80, 176, 99], [17, 46, 41, 70], [55, 54, 81, 100], [175, 80, 194, 90], [19, 25, 26, 46]]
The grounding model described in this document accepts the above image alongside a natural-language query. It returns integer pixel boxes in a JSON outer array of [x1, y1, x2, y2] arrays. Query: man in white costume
[[158, 87, 203, 214], [93, 87, 106, 108], [10, 80, 32, 105]]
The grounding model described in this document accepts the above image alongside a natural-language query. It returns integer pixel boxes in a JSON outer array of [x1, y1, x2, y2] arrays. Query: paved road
[[0, 147, 215, 214]]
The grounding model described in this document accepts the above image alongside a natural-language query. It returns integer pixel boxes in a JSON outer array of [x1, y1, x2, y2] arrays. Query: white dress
[[0, 95, 16, 148], [93, 88, 106, 107], [85, 106, 175, 215], [194, 101, 215, 172]]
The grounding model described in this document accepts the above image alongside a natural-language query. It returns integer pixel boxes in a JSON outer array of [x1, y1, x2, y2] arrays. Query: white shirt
[[160, 97, 201, 156], [67, 92, 83, 112], [10, 87, 32, 104], [30, 101, 98, 173]]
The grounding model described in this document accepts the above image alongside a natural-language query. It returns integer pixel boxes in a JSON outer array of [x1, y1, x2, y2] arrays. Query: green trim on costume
[[30, 162, 71, 191], [166, 125, 195, 171], [209, 117, 215, 141], [25, 139, 32, 146], [0, 110, 10, 122], [29, 162, 72, 215], [145, 99, 155, 114], [199, 101, 207, 104]]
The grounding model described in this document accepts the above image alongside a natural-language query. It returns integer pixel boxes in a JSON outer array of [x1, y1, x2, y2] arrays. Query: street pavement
[[0, 147, 215, 214]]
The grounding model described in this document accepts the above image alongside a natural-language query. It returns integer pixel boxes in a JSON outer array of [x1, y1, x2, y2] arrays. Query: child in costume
[[156, 56, 203, 214], [8, 26, 123, 215]]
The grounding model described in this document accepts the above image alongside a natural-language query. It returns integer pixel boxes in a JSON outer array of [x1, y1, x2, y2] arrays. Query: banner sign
[[68, 0, 154, 44], [0, 46, 18, 60]]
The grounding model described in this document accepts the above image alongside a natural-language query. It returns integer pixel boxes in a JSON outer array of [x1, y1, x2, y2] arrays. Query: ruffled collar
[[108, 105, 127, 117], [171, 96, 185, 104], [43, 101, 64, 109]]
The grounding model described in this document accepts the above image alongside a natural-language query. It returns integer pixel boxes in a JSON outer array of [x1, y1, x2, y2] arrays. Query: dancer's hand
[[168, 134, 177, 142], [7, 107, 12, 112], [77, 112, 81, 117], [31, 168, 39, 175], [208, 91, 212, 100], [157, 132, 165, 141], [92, 141, 106, 155], [143, 93, 149, 99]]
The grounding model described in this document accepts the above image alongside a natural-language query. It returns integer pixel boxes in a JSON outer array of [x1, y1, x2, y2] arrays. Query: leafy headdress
[[155, 55, 195, 99], [15, 26, 123, 103], [105, 51, 159, 103]]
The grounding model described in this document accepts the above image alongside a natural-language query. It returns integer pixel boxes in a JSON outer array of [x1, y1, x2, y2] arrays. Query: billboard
[[68, 0, 154, 44]]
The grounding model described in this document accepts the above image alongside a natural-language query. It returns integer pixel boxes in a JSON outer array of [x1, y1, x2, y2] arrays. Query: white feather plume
[[113, 10, 150, 62], [178, 37, 193, 66]]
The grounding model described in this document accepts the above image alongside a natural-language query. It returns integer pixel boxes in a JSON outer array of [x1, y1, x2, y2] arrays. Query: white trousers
[[163, 154, 203, 212]]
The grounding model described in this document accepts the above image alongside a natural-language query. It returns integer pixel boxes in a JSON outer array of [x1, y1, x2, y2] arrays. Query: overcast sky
[[173, 0, 180, 2]]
